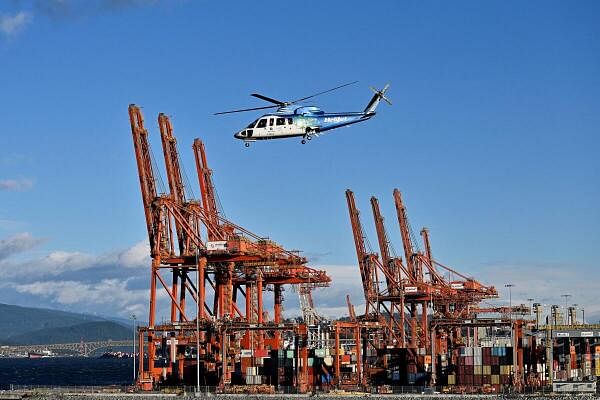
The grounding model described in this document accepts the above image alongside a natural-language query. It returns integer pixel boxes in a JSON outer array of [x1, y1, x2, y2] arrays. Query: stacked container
[[449, 346, 513, 390], [595, 346, 600, 377]]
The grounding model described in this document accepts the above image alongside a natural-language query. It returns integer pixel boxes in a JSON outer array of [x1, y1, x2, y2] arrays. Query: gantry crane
[[346, 189, 498, 350], [129, 105, 331, 390]]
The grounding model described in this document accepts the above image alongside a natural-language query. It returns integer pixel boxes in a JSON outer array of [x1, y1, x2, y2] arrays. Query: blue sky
[[0, 0, 599, 321]]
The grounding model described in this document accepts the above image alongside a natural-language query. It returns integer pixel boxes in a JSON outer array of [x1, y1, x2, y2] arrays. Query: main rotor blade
[[289, 81, 358, 104], [251, 93, 285, 106], [214, 105, 278, 115]]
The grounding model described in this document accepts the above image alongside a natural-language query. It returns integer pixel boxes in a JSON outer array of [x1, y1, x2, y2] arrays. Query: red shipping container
[[241, 357, 252, 372], [341, 355, 351, 364], [465, 374, 473, 385], [473, 375, 482, 385], [254, 349, 269, 358], [483, 375, 491, 384], [501, 374, 510, 384]]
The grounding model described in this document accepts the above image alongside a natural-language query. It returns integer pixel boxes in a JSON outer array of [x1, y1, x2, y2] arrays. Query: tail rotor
[[364, 83, 392, 114], [369, 83, 392, 105]]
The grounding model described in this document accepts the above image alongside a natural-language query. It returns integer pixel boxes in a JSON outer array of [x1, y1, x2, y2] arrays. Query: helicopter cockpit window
[[276, 118, 285, 126], [256, 119, 267, 128], [247, 119, 258, 128]]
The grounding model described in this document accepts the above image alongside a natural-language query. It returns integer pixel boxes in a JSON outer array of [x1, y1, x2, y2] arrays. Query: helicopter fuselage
[[234, 106, 375, 143]]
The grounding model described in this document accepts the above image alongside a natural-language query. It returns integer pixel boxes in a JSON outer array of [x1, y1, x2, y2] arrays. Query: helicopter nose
[[234, 132, 241, 139]]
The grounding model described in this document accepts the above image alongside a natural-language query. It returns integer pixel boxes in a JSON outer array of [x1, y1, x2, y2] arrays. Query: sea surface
[[0, 357, 133, 389]]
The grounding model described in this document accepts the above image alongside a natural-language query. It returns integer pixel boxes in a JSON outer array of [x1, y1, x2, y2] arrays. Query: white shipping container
[[241, 350, 253, 358]]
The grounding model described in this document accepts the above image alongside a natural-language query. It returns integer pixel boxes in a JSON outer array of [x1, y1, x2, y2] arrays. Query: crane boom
[[158, 113, 190, 255], [345, 189, 377, 313], [393, 189, 419, 282], [346, 294, 357, 321], [129, 104, 171, 257], [193, 139, 223, 241], [370, 197, 392, 268]]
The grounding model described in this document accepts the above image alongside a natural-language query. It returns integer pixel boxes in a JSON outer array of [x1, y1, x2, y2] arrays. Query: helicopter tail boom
[[363, 83, 391, 114]]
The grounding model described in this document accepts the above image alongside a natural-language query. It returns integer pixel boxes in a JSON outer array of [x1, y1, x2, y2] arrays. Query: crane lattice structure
[[129, 105, 330, 391], [345, 189, 497, 353]]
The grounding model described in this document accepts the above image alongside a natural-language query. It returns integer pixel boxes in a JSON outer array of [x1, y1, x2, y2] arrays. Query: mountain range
[[0, 303, 133, 345]]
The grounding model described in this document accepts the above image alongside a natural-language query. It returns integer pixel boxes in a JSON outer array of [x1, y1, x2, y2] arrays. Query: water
[[0, 357, 134, 389]]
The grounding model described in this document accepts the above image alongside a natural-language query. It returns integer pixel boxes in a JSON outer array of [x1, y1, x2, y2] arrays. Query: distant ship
[[28, 351, 52, 359], [100, 351, 133, 359]]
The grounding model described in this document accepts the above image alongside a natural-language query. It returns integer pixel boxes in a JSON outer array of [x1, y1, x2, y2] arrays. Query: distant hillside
[[5, 321, 132, 345], [0, 303, 105, 342]]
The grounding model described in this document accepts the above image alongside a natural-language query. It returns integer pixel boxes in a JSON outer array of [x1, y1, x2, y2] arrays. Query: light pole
[[196, 248, 200, 394], [527, 298, 534, 315], [505, 283, 516, 384], [130, 314, 137, 383], [561, 294, 571, 325], [505, 284, 515, 319]]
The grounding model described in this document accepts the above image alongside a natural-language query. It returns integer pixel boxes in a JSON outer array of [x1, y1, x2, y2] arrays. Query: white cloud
[[0, 178, 34, 191], [110, 240, 150, 268], [0, 232, 44, 261], [479, 263, 600, 322], [310, 264, 364, 318], [0, 238, 153, 317], [0, 240, 149, 279], [0, 250, 92, 278], [0, 12, 32, 37], [14, 278, 148, 313]]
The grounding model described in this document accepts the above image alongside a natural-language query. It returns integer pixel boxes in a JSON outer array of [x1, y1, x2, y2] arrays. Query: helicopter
[[215, 82, 391, 147]]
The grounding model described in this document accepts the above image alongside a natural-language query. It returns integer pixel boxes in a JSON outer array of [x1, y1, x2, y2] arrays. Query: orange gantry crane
[[345, 188, 498, 356], [129, 105, 330, 391]]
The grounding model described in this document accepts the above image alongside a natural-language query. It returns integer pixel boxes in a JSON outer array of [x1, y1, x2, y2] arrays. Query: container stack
[[594, 346, 600, 377], [449, 346, 513, 390]]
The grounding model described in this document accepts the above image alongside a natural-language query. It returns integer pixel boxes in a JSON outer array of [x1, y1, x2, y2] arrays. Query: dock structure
[[127, 105, 599, 394]]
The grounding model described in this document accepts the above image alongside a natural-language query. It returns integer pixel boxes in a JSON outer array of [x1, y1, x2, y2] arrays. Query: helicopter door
[[276, 117, 286, 136], [267, 117, 275, 136], [255, 118, 268, 136]]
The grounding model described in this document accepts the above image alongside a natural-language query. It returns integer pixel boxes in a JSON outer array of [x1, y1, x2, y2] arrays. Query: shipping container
[[448, 374, 456, 385], [241, 349, 253, 358], [314, 349, 326, 358], [254, 349, 269, 358]]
